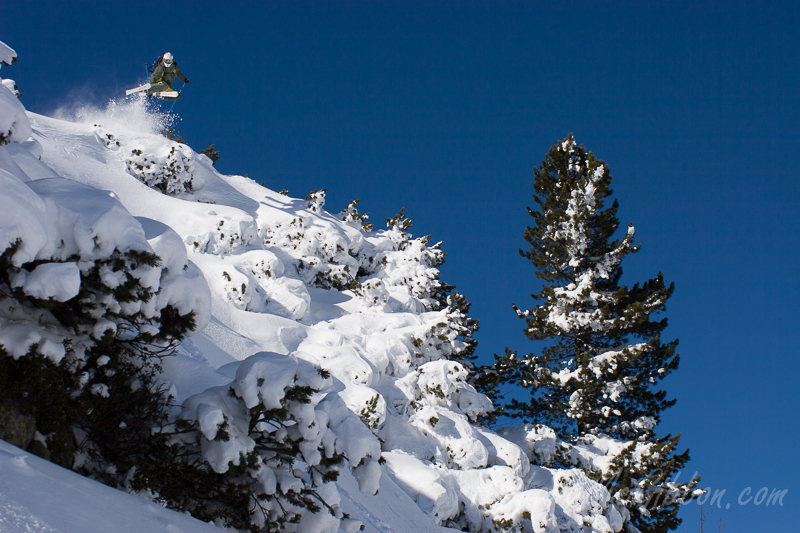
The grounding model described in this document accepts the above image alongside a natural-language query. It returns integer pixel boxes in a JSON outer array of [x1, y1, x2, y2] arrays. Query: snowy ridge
[[1, 44, 631, 533]]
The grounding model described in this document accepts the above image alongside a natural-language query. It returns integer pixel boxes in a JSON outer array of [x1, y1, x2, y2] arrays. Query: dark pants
[[148, 81, 181, 100]]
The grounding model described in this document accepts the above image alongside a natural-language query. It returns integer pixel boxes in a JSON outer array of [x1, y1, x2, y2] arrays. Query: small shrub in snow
[[357, 393, 383, 430], [124, 354, 353, 533], [385, 207, 413, 232], [198, 143, 220, 166], [356, 279, 389, 308], [305, 188, 326, 213], [339, 199, 374, 232], [260, 216, 363, 294], [189, 216, 259, 255], [370, 210, 454, 312], [125, 144, 195, 195]]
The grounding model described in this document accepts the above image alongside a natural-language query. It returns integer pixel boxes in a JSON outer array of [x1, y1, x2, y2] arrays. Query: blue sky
[[3, 1, 798, 531]]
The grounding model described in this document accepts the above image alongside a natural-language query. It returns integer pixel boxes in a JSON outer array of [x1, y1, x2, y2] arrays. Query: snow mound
[[0, 64, 31, 144], [0, 40, 16, 67]]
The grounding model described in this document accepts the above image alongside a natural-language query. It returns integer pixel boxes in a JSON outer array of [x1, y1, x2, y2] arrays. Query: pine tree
[[495, 134, 698, 532]]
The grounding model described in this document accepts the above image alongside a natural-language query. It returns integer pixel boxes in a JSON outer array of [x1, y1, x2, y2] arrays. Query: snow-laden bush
[[358, 210, 479, 366], [117, 352, 369, 533], [189, 214, 260, 255], [260, 214, 362, 293], [365, 208, 450, 310], [396, 360, 492, 471], [0, 161, 209, 465], [339, 199, 374, 232], [305, 188, 327, 213], [125, 142, 195, 194]]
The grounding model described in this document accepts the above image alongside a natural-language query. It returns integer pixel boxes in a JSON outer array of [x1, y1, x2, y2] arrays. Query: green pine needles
[[493, 134, 698, 532], [199, 143, 221, 166]]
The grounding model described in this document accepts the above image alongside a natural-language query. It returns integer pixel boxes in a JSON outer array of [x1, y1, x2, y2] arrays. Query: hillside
[[1, 42, 631, 533]]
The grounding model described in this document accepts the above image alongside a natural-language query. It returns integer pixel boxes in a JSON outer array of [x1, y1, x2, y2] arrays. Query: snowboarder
[[147, 53, 189, 100]]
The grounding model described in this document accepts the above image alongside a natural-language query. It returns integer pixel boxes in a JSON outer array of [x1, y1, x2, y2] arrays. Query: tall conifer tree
[[495, 135, 698, 532]]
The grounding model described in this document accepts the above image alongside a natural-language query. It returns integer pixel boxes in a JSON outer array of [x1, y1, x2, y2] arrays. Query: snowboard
[[125, 83, 150, 96]]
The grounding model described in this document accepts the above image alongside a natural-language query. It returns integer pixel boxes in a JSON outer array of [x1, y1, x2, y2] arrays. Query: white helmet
[[163, 52, 173, 66]]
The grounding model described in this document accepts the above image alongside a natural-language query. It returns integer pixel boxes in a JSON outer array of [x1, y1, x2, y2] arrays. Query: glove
[[184, 78, 190, 84]]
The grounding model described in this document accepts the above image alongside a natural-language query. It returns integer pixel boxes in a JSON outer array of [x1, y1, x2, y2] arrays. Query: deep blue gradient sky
[[3, 2, 798, 531]]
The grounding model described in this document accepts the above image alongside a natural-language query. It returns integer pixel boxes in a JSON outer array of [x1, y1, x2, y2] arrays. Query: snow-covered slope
[[0, 439, 225, 533], [1, 436, 455, 533], [1, 44, 630, 533]]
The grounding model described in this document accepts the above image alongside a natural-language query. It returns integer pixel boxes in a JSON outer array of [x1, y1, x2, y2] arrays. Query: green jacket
[[150, 62, 188, 87]]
